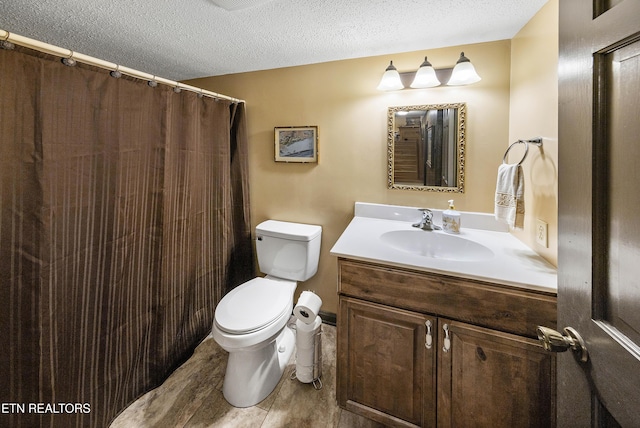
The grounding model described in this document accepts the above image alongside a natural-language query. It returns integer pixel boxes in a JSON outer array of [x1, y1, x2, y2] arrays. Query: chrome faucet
[[412, 208, 441, 231]]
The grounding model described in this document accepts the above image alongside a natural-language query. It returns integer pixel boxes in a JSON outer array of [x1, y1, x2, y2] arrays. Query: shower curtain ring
[[62, 51, 76, 67], [197, 90, 204, 98], [148, 76, 158, 87], [0, 32, 14, 50], [110, 65, 122, 79]]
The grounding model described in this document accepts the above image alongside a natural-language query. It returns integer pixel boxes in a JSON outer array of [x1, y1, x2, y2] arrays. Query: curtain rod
[[0, 29, 244, 104]]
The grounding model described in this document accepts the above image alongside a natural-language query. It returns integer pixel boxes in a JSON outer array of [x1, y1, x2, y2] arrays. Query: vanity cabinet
[[336, 258, 557, 428]]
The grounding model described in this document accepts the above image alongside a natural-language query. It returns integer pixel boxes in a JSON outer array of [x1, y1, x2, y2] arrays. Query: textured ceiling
[[1, 0, 548, 81]]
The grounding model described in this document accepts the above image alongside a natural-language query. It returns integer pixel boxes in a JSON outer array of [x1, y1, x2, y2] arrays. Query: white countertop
[[330, 203, 557, 294]]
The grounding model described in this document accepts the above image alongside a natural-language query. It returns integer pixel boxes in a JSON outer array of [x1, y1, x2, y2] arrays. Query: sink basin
[[380, 230, 494, 262]]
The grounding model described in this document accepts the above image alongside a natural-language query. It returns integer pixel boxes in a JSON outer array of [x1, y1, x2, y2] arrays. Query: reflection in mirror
[[387, 103, 465, 192]]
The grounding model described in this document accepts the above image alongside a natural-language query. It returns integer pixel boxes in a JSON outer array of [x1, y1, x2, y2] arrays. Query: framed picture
[[274, 126, 318, 163]]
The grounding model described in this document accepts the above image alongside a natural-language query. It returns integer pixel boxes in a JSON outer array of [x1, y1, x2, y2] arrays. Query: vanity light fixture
[[447, 52, 482, 85], [410, 56, 441, 88], [377, 52, 481, 91], [376, 61, 405, 91]]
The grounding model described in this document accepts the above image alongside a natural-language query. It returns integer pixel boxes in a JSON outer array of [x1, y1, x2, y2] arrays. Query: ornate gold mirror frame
[[387, 103, 466, 192]]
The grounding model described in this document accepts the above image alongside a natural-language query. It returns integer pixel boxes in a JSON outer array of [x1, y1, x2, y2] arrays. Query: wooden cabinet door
[[437, 319, 555, 428], [337, 297, 436, 427]]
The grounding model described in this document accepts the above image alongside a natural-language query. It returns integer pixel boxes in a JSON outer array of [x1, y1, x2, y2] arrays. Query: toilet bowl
[[212, 277, 297, 407], [211, 220, 322, 407]]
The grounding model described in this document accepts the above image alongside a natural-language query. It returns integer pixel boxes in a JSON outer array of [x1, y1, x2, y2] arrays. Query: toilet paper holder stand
[[288, 320, 323, 390]]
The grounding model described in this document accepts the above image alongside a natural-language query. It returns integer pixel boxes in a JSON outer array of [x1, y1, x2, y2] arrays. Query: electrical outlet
[[536, 219, 548, 248]]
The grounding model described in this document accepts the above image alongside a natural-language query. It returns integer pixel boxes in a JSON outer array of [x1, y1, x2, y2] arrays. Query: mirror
[[387, 103, 465, 192]]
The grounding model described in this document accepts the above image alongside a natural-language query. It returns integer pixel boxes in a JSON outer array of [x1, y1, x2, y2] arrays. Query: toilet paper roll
[[296, 365, 314, 383], [296, 315, 322, 332], [296, 317, 322, 349], [294, 291, 322, 324], [295, 316, 323, 383], [296, 347, 315, 365]]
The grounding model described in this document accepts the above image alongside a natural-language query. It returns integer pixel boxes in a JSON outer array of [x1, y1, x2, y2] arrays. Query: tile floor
[[109, 322, 385, 427]]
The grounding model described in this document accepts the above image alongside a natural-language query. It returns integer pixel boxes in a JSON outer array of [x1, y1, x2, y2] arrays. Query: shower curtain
[[0, 46, 254, 427]]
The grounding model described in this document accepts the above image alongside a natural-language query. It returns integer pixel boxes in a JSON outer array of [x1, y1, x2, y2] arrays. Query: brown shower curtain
[[0, 46, 253, 427]]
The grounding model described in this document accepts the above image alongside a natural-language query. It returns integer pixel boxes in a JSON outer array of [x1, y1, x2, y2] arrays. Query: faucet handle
[[413, 208, 434, 229], [418, 208, 433, 219]]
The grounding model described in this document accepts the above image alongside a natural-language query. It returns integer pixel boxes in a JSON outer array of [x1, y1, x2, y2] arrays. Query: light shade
[[377, 61, 404, 91], [410, 56, 441, 88], [447, 52, 481, 86]]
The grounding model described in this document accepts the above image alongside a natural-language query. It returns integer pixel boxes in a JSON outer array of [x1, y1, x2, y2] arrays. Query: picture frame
[[274, 126, 318, 163]]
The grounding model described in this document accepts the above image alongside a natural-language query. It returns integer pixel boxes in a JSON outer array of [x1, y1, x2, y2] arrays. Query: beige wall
[[509, 0, 559, 266], [186, 5, 558, 314]]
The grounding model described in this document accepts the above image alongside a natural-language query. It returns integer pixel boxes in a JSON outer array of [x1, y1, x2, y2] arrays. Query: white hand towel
[[494, 163, 524, 229]]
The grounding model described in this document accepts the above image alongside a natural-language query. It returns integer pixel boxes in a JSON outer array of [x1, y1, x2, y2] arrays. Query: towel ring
[[502, 138, 543, 166]]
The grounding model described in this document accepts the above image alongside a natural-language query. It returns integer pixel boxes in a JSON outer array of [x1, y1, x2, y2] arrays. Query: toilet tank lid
[[256, 220, 321, 241]]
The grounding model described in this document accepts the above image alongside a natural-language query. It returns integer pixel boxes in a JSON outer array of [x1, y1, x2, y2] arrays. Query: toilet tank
[[255, 220, 322, 281]]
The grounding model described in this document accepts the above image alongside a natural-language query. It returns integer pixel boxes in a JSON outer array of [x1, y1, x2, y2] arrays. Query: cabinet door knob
[[442, 324, 451, 352], [425, 320, 433, 349]]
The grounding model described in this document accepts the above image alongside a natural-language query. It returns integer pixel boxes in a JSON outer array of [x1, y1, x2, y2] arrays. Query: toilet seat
[[215, 277, 293, 334]]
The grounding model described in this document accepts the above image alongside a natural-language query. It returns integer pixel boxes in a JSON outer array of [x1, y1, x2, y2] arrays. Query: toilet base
[[222, 324, 295, 407]]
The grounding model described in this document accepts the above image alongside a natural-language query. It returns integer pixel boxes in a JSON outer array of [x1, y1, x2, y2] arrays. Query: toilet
[[211, 219, 322, 407]]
